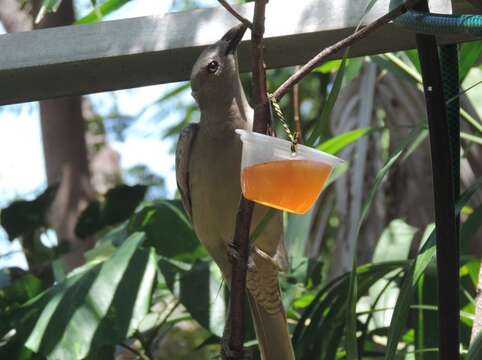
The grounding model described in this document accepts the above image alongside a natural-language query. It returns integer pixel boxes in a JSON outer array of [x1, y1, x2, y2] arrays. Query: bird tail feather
[[248, 292, 295, 360]]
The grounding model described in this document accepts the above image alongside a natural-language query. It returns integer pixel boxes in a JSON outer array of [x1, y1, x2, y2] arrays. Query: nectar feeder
[[236, 129, 344, 214]]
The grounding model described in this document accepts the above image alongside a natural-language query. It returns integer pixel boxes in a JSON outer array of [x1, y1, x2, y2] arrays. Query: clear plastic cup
[[236, 129, 344, 214]]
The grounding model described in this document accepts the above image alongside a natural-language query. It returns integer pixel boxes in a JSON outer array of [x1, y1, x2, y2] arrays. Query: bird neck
[[200, 78, 253, 138]]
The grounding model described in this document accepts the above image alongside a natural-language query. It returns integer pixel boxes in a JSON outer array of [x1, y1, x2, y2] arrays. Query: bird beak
[[222, 23, 248, 55]]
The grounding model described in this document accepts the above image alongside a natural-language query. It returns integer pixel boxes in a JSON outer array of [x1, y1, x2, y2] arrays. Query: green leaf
[[159, 259, 227, 337], [250, 208, 276, 244], [102, 184, 147, 224], [369, 220, 416, 328], [317, 127, 372, 155], [1, 184, 59, 240], [74, 201, 103, 238], [292, 261, 407, 359], [460, 258, 480, 287], [359, 125, 424, 229], [468, 331, 482, 360], [404, 49, 421, 73], [75, 184, 147, 238], [35, 0, 62, 23], [459, 42, 482, 83], [345, 258, 358, 360], [128, 200, 205, 262], [384, 177, 482, 360], [0, 274, 43, 309], [85, 345, 114, 360], [343, 125, 424, 359], [461, 203, 482, 254], [372, 220, 416, 264], [16, 232, 156, 360], [76, 0, 133, 24], [129, 201, 227, 337], [374, 53, 422, 84], [314, 60, 342, 74], [307, 50, 350, 146], [375, 53, 482, 134]]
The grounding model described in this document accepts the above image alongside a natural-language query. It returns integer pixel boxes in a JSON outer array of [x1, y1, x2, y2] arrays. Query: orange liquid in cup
[[241, 159, 333, 214]]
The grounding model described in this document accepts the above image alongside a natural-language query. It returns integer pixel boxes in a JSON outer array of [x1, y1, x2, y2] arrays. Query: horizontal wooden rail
[[0, 0, 478, 105]]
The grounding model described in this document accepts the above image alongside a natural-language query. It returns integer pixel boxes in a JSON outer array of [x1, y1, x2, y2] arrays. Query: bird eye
[[207, 60, 219, 74]]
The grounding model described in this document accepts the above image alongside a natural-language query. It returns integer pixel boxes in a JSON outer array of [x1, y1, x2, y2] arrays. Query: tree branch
[[292, 66, 302, 143], [226, 1, 270, 359], [272, 0, 421, 101], [217, 0, 254, 30]]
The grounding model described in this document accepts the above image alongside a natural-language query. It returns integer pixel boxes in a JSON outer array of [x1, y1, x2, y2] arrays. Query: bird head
[[190, 24, 248, 109]]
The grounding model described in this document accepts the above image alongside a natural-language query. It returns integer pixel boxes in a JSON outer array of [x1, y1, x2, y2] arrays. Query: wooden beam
[[0, 0, 478, 105]]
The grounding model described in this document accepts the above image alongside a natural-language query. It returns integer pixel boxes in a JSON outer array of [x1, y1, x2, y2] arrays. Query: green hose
[[395, 10, 482, 36]]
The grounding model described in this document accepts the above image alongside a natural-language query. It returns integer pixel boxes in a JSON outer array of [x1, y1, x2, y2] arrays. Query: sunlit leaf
[[317, 127, 371, 155], [2, 232, 156, 360], [35, 0, 62, 24], [459, 42, 482, 82], [314, 60, 342, 74], [76, 0, 133, 24], [461, 203, 482, 254]]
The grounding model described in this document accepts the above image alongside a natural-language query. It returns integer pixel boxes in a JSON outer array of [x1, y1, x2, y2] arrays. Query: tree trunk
[[34, 0, 95, 270]]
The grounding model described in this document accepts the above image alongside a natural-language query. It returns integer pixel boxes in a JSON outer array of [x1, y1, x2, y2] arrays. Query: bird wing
[[175, 123, 199, 219]]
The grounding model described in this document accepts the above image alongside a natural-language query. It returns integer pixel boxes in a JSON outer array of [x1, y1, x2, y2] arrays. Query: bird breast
[[189, 129, 244, 246]]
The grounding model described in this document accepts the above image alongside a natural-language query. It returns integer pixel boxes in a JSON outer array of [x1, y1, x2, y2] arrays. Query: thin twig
[[217, 0, 254, 30], [226, 1, 270, 359], [272, 0, 421, 101], [292, 65, 303, 143]]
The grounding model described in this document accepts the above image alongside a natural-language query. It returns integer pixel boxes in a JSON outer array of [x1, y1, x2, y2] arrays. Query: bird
[[175, 23, 295, 360]]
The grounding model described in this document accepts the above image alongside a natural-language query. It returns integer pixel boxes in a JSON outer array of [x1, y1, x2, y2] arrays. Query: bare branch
[[217, 0, 254, 30], [292, 66, 302, 143], [272, 0, 421, 101], [226, 1, 270, 359]]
